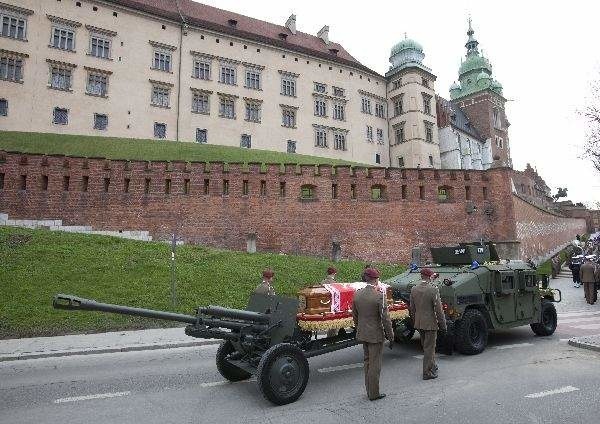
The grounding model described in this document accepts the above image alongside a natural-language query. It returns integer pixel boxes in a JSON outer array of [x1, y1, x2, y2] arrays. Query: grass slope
[[0, 131, 359, 165], [0, 227, 405, 339]]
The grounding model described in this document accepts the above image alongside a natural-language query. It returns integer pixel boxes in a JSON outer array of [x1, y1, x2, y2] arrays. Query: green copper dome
[[391, 38, 423, 57], [459, 54, 492, 76], [476, 70, 491, 82]]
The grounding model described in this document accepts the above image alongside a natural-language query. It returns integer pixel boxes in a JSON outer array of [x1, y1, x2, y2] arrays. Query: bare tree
[[582, 81, 600, 173]]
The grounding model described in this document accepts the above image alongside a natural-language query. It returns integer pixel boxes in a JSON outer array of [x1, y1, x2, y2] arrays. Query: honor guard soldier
[[409, 268, 447, 380], [324, 266, 337, 283], [352, 267, 394, 401], [254, 269, 275, 296], [580, 258, 598, 304]]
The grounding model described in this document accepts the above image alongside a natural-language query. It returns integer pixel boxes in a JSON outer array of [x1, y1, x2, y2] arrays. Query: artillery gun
[[53, 293, 361, 405], [388, 243, 561, 355]]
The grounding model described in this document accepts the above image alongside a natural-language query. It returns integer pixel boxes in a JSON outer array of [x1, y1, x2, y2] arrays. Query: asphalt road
[[1, 277, 599, 424]]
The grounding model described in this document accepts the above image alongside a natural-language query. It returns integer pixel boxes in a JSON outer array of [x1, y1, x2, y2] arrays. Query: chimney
[[285, 14, 296, 35], [317, 25, 329, 44]]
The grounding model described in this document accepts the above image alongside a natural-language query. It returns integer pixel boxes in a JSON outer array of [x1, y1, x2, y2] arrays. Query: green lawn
[[0, 131, 359, 165], [0, 227, 405, 339]]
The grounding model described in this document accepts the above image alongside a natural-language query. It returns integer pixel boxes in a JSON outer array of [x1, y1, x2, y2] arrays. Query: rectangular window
[[90, 35, 111, 59], [395, 124, 405, 144], [260, 180, 266, 196], [1, 13, 27, 40], [63, 176, 70, 191], [282, 109, 296, 128], [124, 178, 130, 193], [19, 175, 26, 190], [203, 179, 210, 195], [361, 98, 372, 114], [376, 128, 384, 144], [419, 186, 425, 200], [281, 77, 296, 96], [465, 185, 471, 200], [394, 95, 403, 116], [219, 97, 235, 119], [103, 178, 110, 193], [332, 86, 344, 97], [398, 157, 404, 168], [151, 85, 170, 107], [183, 179, 191, 195], [314, 98, 326, 117], [401, 185, 407, 199], [93, 113, 108, 130], [245, 102, 261, 123], [245, 69, 261, 90], [333, 103, 345, 121], [82, 175, 89, 192], [53, 107, 68, 125], [425, 121, 433, 143], [165, 179, 171, 194], [192, 92, 209, 114], [350, 184, 356, 199], [375, 103, 385, 118], [314, 82, 326, 93], [154, 122, 166, 139], [429, 155, 434, 166], [219, 65, 236, 85], [493, 109, 502, 129], [332, 183, 338, 199], [422, 93, 432, 115], [51, 27, 75, 51], [144, 178, 150, 194], [87, 73, 108, 96], [242, 180, 249, 195], [334, 133, 346, 151], [366, 125, 373, 142], [0, 98, 7, 116], [483, 186, 489, 200], [315, 129, 327, 148], [193, 60, 210, 80], [0, 172, 4, 190], [240, 134, 251, 149], [41, 175, 48, 191], [153, 51, 171, 72], [375, 153, 381, 164], [222, 180, 229, 196], [0, 55, 23, 82], [50, 66, 72, 90], [279, 182, 286, 197], [287, 140, 296, 153], [393, 79, 402, 90], [196, 128, 207, 143]]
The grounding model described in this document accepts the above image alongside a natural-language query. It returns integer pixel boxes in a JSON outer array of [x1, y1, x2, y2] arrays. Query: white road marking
[[412, 354, 447, 360], [200, 379, 255, 387], [524, 386, 579, 399], [558, 317, 600, 324], [558, 311, 600, 318], [572, 324, 600, 330], [494, 343, 533, 350], [54, 391, 131, 404], [318, 363, 363, 373]]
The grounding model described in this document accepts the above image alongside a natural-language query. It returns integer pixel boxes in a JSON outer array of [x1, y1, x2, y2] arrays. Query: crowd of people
[[565, 234, 600, 305], [252, 264, 446, 401]]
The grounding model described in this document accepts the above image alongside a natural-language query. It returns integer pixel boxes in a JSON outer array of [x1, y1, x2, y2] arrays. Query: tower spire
[[465, 17, 479, 56]]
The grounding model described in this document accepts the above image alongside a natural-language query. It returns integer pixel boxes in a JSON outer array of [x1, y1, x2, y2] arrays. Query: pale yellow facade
[[0, 0, 440, 168]]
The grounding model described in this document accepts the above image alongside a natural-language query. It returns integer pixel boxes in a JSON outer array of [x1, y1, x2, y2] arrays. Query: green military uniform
[[253, 281, 275, 296], [352, 284, 394, 400], [580, 261, 598, 304], [409, 280, 447, 379]]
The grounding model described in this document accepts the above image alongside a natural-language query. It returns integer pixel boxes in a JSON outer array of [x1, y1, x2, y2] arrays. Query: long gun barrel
[[53, 294, 197, 324], [199, 305, 270, 324]]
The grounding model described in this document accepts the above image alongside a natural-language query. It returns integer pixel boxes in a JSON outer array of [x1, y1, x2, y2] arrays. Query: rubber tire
[[257, 343, 309, 406], [530, 301, 557, 336], [393, 320, 415, 343], [216, 341, 252, 382], [454, 309, 488, 355]]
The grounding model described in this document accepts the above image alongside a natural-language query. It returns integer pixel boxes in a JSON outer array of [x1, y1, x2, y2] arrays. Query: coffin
[[296, 282, 409, 332]]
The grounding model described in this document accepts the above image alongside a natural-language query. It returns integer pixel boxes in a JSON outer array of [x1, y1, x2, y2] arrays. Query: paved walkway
[[0, 327, 218, 362]]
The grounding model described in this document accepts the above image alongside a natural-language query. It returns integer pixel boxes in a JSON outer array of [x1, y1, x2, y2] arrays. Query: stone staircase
[[0, 213, 152, 242], [557, 265, 573, 279]]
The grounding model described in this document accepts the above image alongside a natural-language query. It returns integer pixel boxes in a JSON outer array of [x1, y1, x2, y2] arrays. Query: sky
[[198, 0, 600, 206]]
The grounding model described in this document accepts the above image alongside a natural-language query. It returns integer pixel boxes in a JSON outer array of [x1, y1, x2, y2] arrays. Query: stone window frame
[[244, 97, 262, 123], [314, 82, 327, 94], [376, 128, 384, 145], [52, 106, 69, 125], [196, 128, 208, 144], [332, 86, 345, 97], [361, 97, 372, 114], [314, 95, 327, 117], [219, 63, 237, 86], [93, 113, 108, 131], [393, 122, 405, 144], [333, 131, 347, 151], [191, 88, 211, 115], [154, 122, 167, 139], [313, 125, 328, 148], [85, 66, 112, 97], [424, 120, 434, 143], [47, 59, 76, 92], [240, 133, 251, 149], [279, 70, 298, 97], [149, 79, 173, 108], [0, 2, 33, 42], [422, 92, 433, 115], [86, 25, 116, 60], [244, 63, 264, 91], [190, 51, 213, 80], [366, 125, 373, 143], [218, 92, 238, 119], [281, 104, 298, 128], [0, 49, 27, 83], [375, 102, 385, 119], [149, 40, 176, 73], [47, 15, 81, 52], [393, 94, 404, 116], [286, 140, 296, 153], [333, 102, 345, 121], [0, 98, 7, 116]]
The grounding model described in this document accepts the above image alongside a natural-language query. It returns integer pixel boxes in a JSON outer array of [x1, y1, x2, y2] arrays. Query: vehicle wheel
[[530, 301, 557, 336], [257, 343, 309, 405], [216, 341, 252, 382], [454, 309, 488, 355], [393, 320, 415, 343]]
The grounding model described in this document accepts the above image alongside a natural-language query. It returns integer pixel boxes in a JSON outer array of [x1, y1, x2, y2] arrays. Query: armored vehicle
[[388, 243, 561, 355]]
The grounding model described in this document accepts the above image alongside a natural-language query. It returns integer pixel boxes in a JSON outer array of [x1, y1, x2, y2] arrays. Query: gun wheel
[[257, 343, 309, 405], [216, 341, 252, 382]]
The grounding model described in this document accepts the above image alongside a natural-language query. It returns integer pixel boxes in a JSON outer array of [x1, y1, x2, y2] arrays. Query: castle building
[[0, 0, 508, 170]]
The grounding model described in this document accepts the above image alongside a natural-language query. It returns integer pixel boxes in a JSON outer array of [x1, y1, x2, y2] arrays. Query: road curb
[[0, 339, 221, 362], [568, 336, 600, 353]]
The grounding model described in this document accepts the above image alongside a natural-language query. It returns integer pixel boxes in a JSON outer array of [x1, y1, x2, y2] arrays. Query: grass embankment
[[0, 227, 405, 339], [0, 131, 359, 165]]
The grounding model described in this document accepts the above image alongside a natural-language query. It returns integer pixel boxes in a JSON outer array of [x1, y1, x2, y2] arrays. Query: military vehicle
[[53, 293, 362, 405], [388, 243, 561, 355]]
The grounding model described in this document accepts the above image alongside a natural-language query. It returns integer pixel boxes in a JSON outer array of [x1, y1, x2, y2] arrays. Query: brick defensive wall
[[0, 151, 586, 263]]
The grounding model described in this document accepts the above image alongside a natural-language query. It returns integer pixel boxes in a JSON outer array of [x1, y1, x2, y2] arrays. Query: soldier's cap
[[327, 266, 337, 275], [262, 269, 274, 278], [420, 268, 435, 277], [364, 267, 380, 280]]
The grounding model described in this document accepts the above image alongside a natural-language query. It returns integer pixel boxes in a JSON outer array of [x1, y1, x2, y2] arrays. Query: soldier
[[580, 258, 598, 304], [570, 258, 582, 288], [409, 268, 447, 380], [253, 269, 275, 296], [324, 266, 337, 283], [352, 267, 394, 401], [360, 264, 373, 282]]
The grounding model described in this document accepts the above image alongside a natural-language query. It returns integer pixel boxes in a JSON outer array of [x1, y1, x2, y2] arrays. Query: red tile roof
[[103, 0, 380, 76]]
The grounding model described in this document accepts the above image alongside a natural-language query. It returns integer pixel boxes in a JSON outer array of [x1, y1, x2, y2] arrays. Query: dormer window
[[278, 32, 288, 40], [329, 48, 339, 55], [228, 19, 237, 27]]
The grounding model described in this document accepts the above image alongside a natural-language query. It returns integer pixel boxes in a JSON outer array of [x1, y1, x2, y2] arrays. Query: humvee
[[388, 243, 560, 354]]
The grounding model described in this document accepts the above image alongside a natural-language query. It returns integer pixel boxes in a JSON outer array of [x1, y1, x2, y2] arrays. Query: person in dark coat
[[580, 259, 598, 304], [569, 259, 582, 288], [253, 269, 275, 296], [360, 264, 373, 282]]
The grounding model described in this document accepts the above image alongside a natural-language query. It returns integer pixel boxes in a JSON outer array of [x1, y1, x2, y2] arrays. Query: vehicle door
[[515, 270, 535, 321], [491, 270, 516, 323]]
